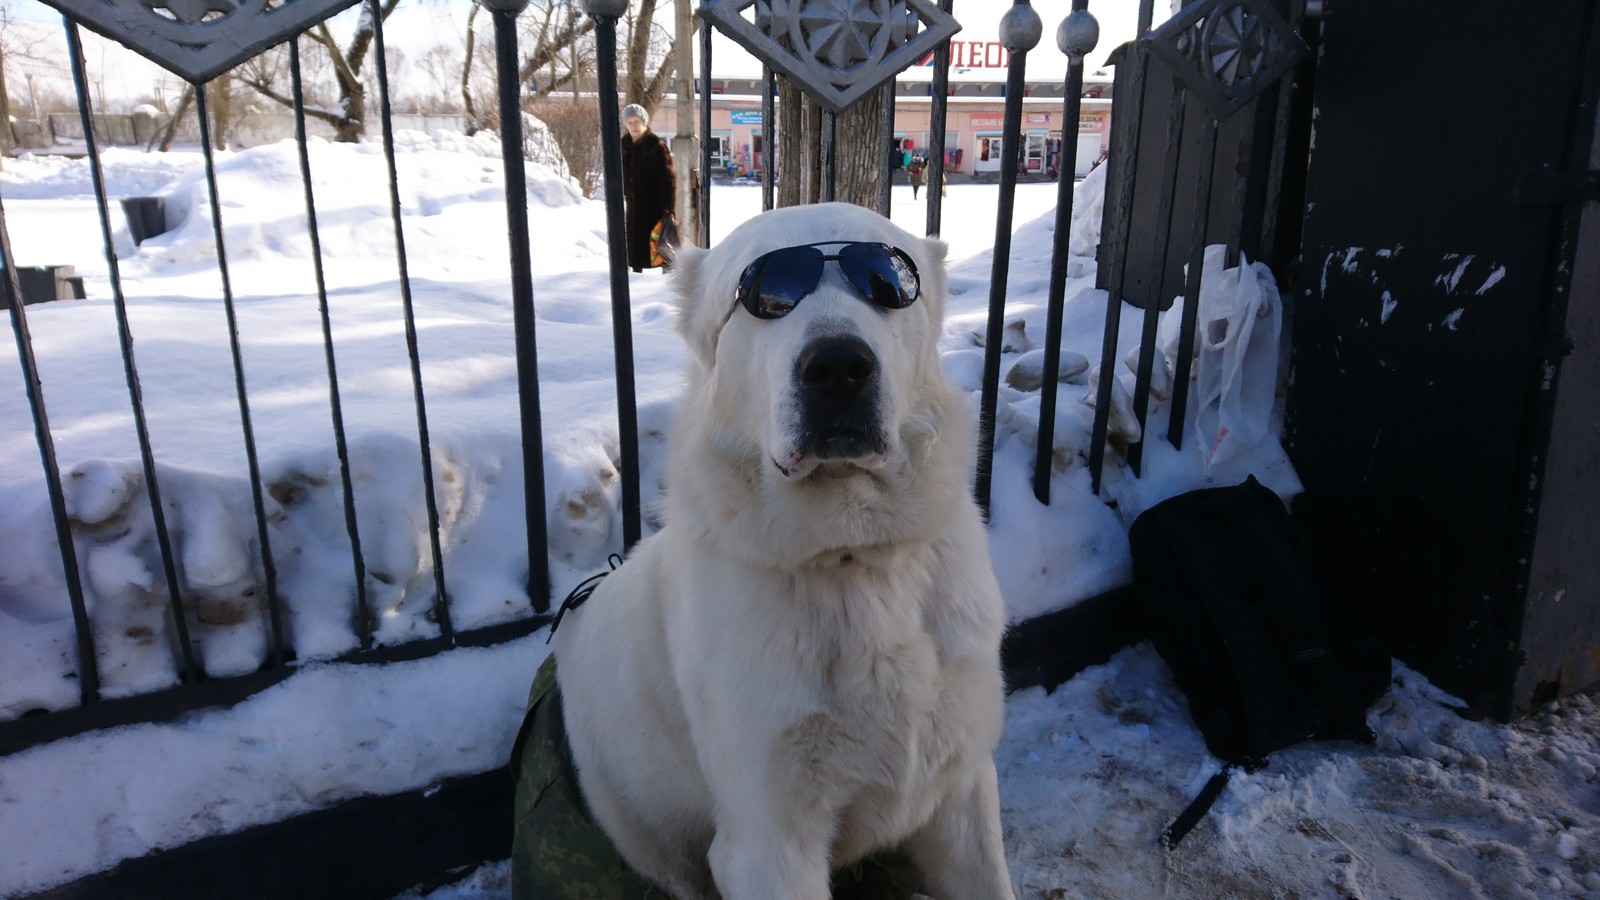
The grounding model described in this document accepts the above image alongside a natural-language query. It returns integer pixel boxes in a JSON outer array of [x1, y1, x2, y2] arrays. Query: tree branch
[[519, 16, 596, 86]]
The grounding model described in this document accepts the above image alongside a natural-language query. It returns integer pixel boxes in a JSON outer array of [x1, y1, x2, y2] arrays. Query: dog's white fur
[[555, 203, 1015, 900]]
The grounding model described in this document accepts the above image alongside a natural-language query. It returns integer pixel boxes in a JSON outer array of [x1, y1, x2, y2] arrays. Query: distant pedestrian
[[620, 103, 677, 273], [906, 155, 927, 199]]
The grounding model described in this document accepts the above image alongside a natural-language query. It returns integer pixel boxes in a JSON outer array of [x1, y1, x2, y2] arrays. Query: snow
[[1, 139, 1595, 899]]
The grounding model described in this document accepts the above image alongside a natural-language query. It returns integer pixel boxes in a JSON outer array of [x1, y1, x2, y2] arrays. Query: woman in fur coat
[[620, 104, 677, 272]]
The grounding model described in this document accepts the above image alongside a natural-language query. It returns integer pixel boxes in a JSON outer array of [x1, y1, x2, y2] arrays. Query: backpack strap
[[1160, 765, 1235, 849], [1220, 496, 1376, 743]]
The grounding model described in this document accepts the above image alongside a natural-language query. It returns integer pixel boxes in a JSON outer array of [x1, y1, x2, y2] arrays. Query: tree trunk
[[0, 45, 11, 168], [777, 77, 820, 208], [460, 3, 480, 135], [775, 78, 886, 211], [671, 0, 698, 247], [832, 87, 883, 209], [624, 0, 658, 108], [207, 76, 231, 150], [159, 86, 195, 152], [336, 83, 365, 143]]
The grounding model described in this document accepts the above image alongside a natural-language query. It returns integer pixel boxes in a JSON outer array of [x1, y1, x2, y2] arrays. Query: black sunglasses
[[733, 241, 921, 319]]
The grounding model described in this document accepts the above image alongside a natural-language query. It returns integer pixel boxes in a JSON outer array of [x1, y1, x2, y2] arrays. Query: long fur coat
[[621, 130, 677, 270]]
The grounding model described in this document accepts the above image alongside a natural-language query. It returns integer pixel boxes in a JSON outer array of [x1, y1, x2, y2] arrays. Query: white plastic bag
[[1192, 251, 1283, 470]]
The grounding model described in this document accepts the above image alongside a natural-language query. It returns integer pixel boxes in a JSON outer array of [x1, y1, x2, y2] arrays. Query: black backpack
[[1128, 476, 1391, 847]]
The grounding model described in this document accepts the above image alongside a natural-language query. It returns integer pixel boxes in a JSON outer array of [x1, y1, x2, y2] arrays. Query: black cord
[[547, 553, 625, 643]]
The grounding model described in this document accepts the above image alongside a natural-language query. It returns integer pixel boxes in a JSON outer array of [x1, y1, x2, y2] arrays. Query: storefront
[[651, 93, 1111, 181]]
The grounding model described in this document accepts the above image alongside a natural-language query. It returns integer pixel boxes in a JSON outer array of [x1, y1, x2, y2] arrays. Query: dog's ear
[[668, 245, 720, 367]]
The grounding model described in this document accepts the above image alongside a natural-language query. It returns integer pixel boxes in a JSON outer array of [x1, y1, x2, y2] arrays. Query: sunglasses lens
[[839, 243, 920, 309], [738, 246, 824, 319]]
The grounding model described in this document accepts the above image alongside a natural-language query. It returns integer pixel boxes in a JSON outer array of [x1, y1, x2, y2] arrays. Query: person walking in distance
[[620, 103, 676, 273], [906, 154, 927, 200]]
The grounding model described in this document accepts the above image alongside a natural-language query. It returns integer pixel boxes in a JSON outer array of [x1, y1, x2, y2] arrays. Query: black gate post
[[974, 0, 1042, 519], [586, 0, 643, 551], [482, 0, 553, 611], [1032, 1, 1099, 504]]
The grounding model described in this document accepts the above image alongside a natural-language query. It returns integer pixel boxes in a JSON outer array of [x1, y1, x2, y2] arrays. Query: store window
[[709, 132, 732, 169], [1025, 132, 1047, 173], [974, 133, 1004, 173]]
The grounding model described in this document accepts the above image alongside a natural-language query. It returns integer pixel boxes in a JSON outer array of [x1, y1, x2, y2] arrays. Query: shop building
[[645, 34, 1114, 181]]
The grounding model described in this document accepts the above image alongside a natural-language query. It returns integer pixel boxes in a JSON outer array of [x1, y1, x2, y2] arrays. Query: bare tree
[[459, 2, 483, 133], [0, 3, 60, 134], [205, 75, 232, 150], [155, 85, 194, 152], [622, 0, 674, 112], [236, 0, 403, 142], [527, 96, 601, 196], [0, 43, 11, 163], [520, 0, 595, 96], [417, 43, 462, 114]]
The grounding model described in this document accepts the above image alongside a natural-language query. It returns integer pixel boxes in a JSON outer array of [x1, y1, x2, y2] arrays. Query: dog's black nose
[[797, 336, 877, 400]]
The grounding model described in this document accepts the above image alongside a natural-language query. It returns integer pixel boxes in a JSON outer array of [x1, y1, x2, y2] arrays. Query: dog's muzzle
[[793, 335, 887, 461]]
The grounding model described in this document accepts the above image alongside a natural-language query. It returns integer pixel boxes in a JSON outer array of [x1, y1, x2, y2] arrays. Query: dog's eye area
[[734, 242, 920, 319]]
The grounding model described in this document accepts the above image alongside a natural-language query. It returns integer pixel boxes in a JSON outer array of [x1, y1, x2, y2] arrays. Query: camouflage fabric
[[510, 654, 922, 900], [511, 655, 667, 899]]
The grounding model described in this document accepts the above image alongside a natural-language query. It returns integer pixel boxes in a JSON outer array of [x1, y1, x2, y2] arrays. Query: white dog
[[554, 202, 1015, 900]]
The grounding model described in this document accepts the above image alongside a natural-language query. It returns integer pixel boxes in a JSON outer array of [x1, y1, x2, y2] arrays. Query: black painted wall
[[1284, 0, 1599, 717]]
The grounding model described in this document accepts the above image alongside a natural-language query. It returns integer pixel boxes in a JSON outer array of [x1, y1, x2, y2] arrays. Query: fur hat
[[622, 104, 649, 126]]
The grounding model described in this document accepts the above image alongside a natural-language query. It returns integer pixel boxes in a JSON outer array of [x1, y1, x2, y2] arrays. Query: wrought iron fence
[[1, 0, 1309, 769]]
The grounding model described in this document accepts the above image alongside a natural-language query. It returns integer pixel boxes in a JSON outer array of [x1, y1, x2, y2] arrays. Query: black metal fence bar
[[288, 39, 372, 645], [763, 68, 776, 212], [973, 0, 1040, 518], [487, 0, 553, 611], [699, 20, 713, 246], [369, 0, 455, 642], [0, 195, 100, 705], [924, 0, 953, 238], [587, 5, 643, 551], [193, 87, 288, 667], [1166, 117, 1218, 451], [65, 21, 200, 684], [1223, 98, 1259, 268], [1124, 85, 1189, 476], [1087, 37, 1150, 493], [822, 111, 837, 201], [1031, 0, 1097, 504], [877, 82, 894, 216], [1136, 0, 1155, 35], [1258, 66, 1296, 268]]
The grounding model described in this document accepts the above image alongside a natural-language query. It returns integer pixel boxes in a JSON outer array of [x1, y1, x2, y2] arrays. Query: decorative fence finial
[[997, 1, 1041, 54], [1057, 8, 1100, 61], [38, 0, 365, 83], [698, 0, 962, 114], [1147, 0, 1308, 117]]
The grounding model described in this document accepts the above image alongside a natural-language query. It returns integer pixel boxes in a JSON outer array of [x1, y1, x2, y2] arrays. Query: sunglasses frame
[[733, 241, 921, 320]]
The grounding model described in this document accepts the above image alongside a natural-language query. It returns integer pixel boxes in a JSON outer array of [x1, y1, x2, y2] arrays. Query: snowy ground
[[0, 138, 1595, 898]]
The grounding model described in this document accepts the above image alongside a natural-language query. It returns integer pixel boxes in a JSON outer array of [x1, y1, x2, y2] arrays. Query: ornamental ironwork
[[698, 0, 961, 114], [1146, 0, 1308, 118], [37, 0, 365, 84]]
